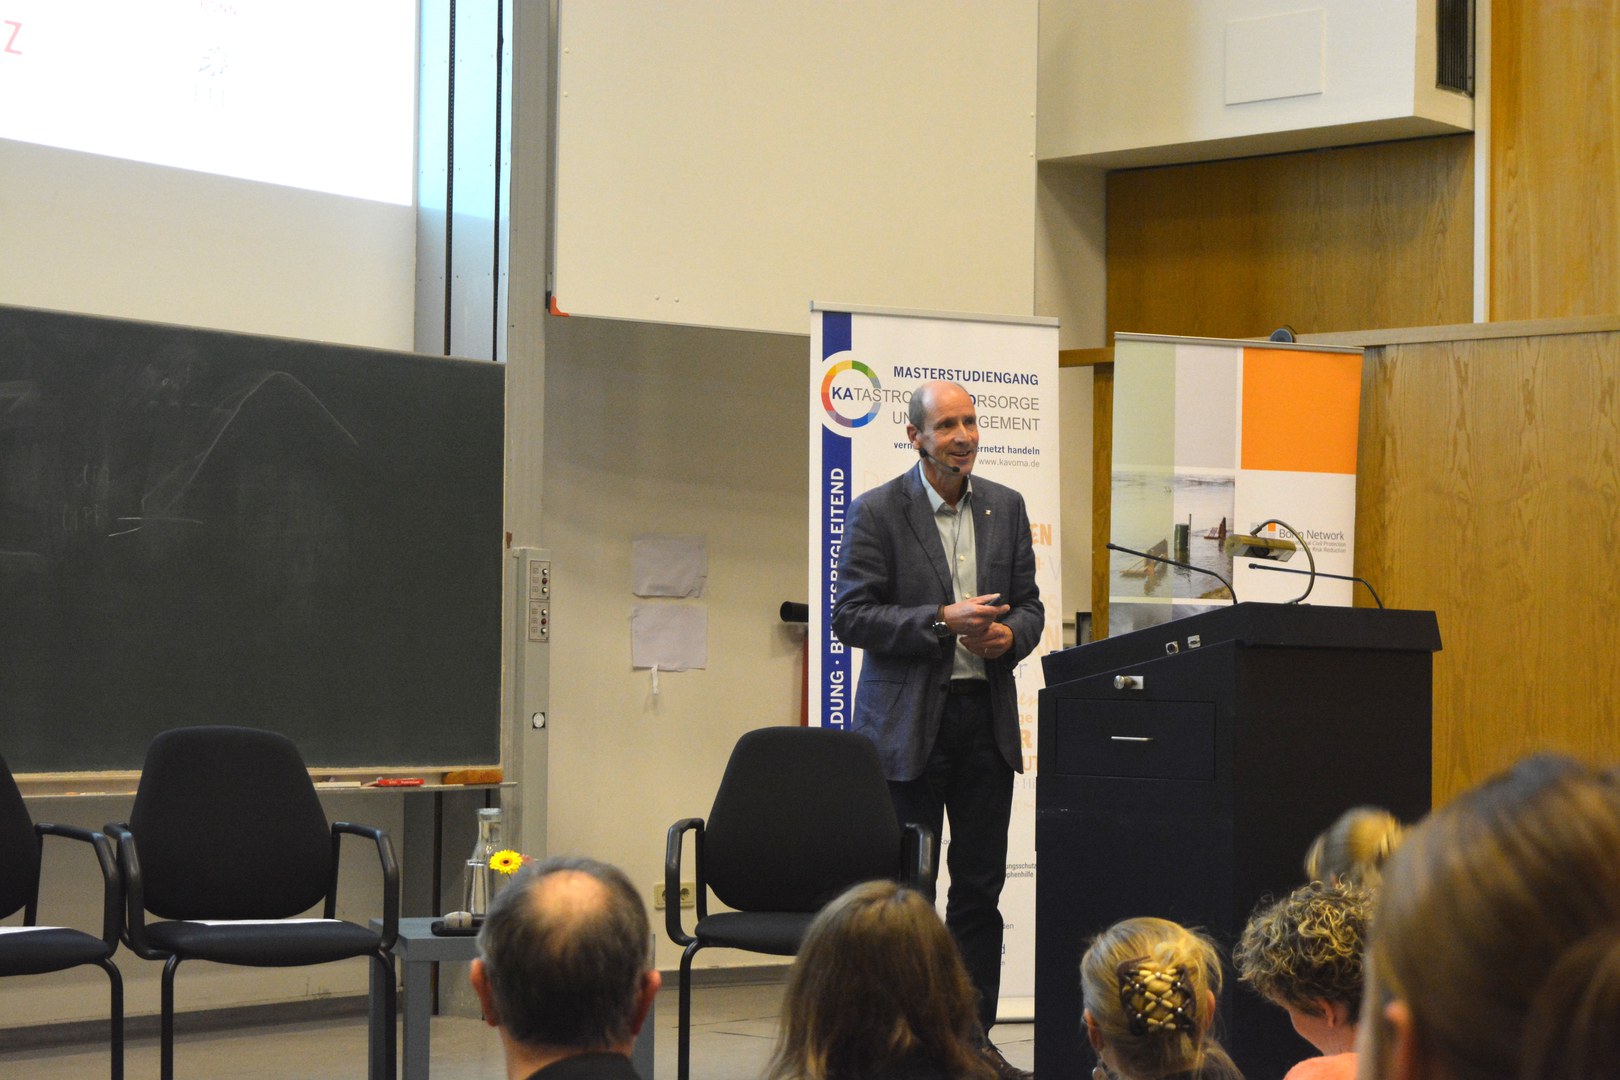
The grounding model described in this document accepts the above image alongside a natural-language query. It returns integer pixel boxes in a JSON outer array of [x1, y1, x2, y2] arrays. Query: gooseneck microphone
[[1243, 518, 1315, 604], [1106, 542, 1237, 604], [1246, 562, 1384, 608], [917, 447, 961, 475]]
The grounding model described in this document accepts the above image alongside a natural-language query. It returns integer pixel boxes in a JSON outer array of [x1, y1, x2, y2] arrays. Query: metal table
[[369, 917, 479, 1080]]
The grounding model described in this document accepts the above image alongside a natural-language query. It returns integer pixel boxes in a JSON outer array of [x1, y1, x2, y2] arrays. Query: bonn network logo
[[820, 357, 882, 428]]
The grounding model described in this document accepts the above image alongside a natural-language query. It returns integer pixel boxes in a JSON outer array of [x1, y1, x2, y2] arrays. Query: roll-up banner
[[1109, 333, 1365, 634], [809, 303, 1060, 1018]]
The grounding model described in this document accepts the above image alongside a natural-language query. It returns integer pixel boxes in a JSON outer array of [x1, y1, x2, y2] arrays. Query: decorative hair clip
[[1116, 958, 1197, 1037]]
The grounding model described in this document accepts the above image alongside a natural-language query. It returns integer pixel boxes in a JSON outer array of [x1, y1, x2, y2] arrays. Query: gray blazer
[[831, 466, 1044, 781]]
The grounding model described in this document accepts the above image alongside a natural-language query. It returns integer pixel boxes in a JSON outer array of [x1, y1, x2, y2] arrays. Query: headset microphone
[[917, 447, 961, 475]]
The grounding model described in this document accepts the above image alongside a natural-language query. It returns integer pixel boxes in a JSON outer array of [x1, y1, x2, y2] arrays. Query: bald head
[[907, 380, 970, 430], [530, 867, 611, 923], [476, 856, 651, 1051]]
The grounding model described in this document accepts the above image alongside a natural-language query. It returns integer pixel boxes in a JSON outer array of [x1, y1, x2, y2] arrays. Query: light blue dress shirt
[[918, 462, 987, 681]]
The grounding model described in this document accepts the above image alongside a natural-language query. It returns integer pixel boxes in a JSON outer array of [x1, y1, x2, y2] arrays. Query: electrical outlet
[[653, 882, 697, 910]]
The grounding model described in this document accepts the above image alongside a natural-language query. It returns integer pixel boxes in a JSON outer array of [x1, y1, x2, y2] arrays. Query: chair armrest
[[104, 822, 163, 959], [33, 822, 123, 953], [902, 823, 936, 893], [664, 817, 705, 947], [331, 821, 399, 953]]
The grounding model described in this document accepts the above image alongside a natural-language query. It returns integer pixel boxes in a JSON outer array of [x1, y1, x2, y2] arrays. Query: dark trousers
[[887, 691, 1015, 1036]]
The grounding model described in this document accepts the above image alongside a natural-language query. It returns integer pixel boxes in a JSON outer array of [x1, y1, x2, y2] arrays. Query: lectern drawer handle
[[1110, 736, 1154, 743], [1113, 675, 1144, 690]]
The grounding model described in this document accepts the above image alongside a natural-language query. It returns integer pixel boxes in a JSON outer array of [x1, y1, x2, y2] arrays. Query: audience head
[[1235, 881, 1371, 1056], [1081, 916, 1241, 1080], [472, 855, 658, 1060], [1303, 806, 1405, 889], [1355, 754, 1620, 1080], [1518, 925, 1620, 1080], [767, 879, 994, 1080]]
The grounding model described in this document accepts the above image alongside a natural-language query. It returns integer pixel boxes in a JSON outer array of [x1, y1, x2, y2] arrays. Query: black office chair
[[106, 726, 398, 1080], [665, 725, 934, 1080], [0, 753, 125, 1080]]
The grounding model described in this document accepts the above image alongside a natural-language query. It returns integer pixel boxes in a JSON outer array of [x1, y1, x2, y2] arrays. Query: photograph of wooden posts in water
[[1109, 469, 1236, 636]]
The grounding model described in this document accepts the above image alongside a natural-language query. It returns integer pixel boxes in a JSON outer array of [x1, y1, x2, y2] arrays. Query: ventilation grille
[[1436, 0, 1475, 95]]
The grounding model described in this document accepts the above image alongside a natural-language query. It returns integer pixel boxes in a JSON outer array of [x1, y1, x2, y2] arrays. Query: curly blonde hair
[[1234, 881, 1370, 1017]]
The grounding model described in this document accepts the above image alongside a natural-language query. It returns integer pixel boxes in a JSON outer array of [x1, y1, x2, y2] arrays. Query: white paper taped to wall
[[632, 535, 708, 597], [631, 605, 707, 671]]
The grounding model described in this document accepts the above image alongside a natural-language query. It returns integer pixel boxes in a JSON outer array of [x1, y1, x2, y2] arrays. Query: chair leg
[[677, 941, 702, 1080], [99, 958, 124, 1080], [370, 950, 397, 1080], [161, 954, 182, 1080]]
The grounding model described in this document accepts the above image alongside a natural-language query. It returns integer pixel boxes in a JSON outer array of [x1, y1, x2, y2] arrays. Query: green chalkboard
[[0, 306, 504, 775]]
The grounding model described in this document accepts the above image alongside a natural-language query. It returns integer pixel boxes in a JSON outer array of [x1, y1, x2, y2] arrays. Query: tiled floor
[[6, 974, 1035, 1079]]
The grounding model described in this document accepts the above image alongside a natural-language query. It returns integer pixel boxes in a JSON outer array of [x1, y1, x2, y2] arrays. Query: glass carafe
[[462, 807, 504, 916]]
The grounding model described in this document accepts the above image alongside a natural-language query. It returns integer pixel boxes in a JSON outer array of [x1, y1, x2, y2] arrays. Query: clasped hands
[[940, 592, 1013, 659]]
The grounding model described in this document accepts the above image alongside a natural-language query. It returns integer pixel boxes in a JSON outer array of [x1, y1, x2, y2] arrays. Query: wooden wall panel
[[1491, 2, 1620, 320], [1354, 326, 1620, 804], [1107, 137, 1474, 340]]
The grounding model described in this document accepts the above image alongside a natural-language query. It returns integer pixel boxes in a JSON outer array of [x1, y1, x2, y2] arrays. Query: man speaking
[[832, 379, 1043, 1080]]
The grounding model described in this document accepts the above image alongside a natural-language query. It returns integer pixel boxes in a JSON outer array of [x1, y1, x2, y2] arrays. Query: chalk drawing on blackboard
[[137, 370, 360, 524]]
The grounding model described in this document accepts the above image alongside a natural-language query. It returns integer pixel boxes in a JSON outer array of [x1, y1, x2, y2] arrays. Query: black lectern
[[1035, 603, 1440, 1080]]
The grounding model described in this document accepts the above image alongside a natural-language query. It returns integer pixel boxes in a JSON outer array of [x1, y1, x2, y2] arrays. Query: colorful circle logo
[[821, 358, 881, 428]]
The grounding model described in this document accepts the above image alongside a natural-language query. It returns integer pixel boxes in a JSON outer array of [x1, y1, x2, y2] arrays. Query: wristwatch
[[931, 607, 953, 638]]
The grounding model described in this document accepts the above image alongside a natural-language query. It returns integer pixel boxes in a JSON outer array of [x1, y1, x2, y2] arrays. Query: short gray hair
[[907, 384, 933, 429]]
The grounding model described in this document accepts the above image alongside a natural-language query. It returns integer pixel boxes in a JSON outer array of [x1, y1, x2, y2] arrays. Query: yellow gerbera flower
[[490, 850, 525, 875]]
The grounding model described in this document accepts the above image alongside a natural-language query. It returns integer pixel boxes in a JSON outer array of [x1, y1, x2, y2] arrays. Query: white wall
[[0, 140, 416, 348], [535, 315, 809, 970], [551, 0, 1040, 335], [1033, 160, 1106, 622], [1039, 0, 1473, 168]]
